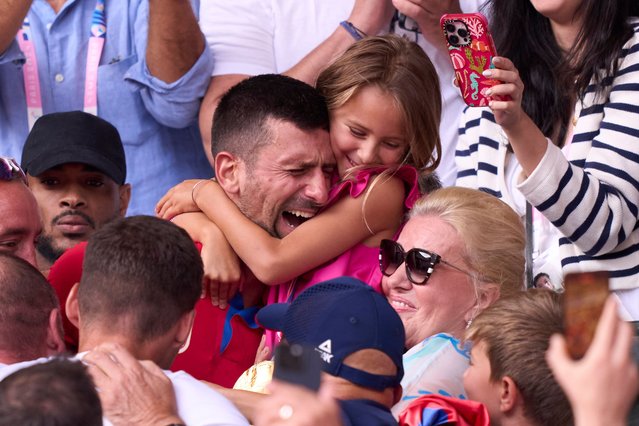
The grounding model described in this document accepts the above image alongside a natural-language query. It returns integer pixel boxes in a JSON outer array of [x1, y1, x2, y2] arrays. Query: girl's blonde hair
[[410, 187, 525, 298], [316, 34, 442, 173]]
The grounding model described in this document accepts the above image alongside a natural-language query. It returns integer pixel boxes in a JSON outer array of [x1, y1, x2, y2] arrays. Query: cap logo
[[316, 339, 333, 363]]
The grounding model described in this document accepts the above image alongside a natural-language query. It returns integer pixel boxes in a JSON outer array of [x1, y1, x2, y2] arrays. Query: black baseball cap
[[21, 111, 126, 184]]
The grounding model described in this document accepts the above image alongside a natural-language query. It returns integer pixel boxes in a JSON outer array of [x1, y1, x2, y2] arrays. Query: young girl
[[158, 34, 442, 334], [455, 0, 639, 316]]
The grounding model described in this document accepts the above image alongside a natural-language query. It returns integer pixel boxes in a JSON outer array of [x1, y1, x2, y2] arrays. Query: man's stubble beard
[[236, 195, 280, 238]]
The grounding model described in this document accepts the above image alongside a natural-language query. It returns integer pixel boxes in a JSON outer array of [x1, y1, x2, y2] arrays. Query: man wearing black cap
[[21, 111, 131, 275]]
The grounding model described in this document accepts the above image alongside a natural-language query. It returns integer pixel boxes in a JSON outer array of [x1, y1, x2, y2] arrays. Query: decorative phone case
[[440, 13, 502, 107]]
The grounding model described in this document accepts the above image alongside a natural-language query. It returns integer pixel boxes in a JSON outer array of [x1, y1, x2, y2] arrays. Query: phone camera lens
[[458, 28, 468, 38], [445, 23, 455, 33], [449, 35, 459, 45]]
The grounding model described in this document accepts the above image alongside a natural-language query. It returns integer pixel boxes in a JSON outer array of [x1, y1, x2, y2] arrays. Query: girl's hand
[[484, 56, 526, 131], [155, 179, 205, 219], [201, 239, 242, 309]]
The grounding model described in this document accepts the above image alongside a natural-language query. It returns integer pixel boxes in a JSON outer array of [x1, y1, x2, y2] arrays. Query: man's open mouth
[[282, 210, 314, 228]]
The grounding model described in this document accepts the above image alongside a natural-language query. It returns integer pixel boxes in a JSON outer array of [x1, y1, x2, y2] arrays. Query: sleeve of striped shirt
[[519, 26, 639, 257]]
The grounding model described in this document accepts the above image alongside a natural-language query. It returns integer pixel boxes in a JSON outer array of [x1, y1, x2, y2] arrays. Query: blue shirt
[[0, 0, 213, 215]]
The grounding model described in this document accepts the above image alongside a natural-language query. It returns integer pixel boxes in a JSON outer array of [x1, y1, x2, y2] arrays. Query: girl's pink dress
[[264, 165, 421, 349]]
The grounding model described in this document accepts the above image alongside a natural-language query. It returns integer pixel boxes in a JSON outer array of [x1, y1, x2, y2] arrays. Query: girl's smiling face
[[329, 85, 408, 177]]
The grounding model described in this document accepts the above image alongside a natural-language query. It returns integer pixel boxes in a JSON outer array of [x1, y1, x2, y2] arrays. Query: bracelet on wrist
[[340, 20, 366, 41], [191, 179, 208, 205]]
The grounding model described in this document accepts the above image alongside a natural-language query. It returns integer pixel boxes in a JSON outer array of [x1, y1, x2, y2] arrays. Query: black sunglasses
[[379, 239, 474, 285], [0, 157, 27, 185]]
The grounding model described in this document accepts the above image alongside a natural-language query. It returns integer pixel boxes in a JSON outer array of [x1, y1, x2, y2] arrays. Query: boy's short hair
[[465, 289, 573, 426]]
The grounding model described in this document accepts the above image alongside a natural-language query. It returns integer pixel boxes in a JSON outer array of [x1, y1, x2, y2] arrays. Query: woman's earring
[[465, 318, 473, 329]]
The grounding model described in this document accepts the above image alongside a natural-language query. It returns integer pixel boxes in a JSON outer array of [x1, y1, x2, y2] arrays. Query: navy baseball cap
[[257, 277, 405, 391], [21, 111, 126, 184]]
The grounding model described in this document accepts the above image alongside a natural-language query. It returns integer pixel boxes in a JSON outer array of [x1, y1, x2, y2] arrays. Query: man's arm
[[146, 0, 205, 83], [0, 0, 31, 55], [198, 0, 395, 166]]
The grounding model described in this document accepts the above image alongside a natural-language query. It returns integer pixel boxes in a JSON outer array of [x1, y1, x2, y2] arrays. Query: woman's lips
[[388, 295, 417, 312]]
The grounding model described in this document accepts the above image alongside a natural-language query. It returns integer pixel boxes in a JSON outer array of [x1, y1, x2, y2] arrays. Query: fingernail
[[483, 70, 492, 77], [486, 89, 492, 96]]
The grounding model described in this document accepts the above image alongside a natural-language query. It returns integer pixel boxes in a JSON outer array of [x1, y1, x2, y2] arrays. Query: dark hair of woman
[[486, 0, 639, 146]]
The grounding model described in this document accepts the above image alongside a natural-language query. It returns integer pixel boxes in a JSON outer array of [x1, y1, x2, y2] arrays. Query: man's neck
[[325, 377, 395, 409]]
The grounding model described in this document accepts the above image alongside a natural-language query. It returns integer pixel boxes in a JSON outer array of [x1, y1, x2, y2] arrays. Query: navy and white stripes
[[456, 20, 639, 291]]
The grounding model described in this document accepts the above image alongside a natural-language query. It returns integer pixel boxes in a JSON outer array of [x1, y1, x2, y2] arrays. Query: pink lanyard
[[16, 0, 106, 130]]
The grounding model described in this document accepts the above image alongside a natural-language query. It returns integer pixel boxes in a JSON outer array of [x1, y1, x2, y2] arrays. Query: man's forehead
[[34, 163, 105, 175]]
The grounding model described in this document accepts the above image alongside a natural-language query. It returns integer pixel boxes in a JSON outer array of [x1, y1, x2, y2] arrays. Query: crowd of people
[[0, 0, 638, 425]]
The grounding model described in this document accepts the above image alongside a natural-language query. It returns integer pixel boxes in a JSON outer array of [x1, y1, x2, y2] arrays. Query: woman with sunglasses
[[381, 187, 525, 416]]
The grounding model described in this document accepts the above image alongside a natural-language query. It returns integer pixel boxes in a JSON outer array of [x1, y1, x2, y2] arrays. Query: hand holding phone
[[563, 271, 610, 359], [441, 12, 503, 107], [273, 342, 322, 392]]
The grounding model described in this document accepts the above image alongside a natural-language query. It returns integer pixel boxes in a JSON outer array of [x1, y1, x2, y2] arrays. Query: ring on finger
[[278, 404, 293, 420]]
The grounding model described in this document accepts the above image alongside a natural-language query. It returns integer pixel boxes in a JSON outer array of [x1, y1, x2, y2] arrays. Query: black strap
[[525, 202, 534, 289]]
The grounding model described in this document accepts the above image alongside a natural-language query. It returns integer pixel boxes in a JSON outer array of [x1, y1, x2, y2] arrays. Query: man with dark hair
[[0, 359, 102, 426], [21, 111, 131, 276], [210, 74, 334, 238], [62, 216, 247, 425], [0, 253, 64, 365], [167, 74, 335, 386], [0, 158, 41, 267]]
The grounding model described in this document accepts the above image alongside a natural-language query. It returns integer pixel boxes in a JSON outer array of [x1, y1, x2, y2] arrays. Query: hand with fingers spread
[[155, 179, 208, 220], [83, 343, 184, 426], [546, 297, 639, 426]]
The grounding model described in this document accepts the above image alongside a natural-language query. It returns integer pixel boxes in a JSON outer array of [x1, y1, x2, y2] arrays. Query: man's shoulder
[[0, 357, 55, 381], [165, 370, 249, 425]]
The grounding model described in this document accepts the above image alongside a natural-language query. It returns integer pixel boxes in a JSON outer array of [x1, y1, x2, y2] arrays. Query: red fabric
[[47, 241, 87, 352], [47, 240, 262, 387], [399, 395, 490, 426], [170, 297, 263, 387]]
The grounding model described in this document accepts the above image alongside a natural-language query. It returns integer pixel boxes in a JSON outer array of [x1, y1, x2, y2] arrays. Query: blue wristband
[[340, 21, 366, 41]]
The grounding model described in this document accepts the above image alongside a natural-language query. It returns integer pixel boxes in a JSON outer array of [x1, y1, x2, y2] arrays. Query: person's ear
[[392, 384, 403, 406], [214, 152, 242, 195], [118, 183, 131, 217], [175, 310, 196, 354], [499, 376, 519, 414], [478, 283, 501, 311], [45, 308, 66, 355], [65, 283, 81, 328]]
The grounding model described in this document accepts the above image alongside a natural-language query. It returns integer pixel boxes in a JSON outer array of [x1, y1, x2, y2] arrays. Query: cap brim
[[25, 147, 124, 184], [256, 303, 289, 331]]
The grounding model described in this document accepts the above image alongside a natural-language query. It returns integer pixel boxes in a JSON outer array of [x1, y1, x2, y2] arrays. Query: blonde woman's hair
[[316, 34, 442, 173], [410, 187, 525, 298]]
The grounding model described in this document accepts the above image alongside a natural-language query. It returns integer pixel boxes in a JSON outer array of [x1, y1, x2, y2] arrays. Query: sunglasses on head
[[379, 239, 474, 285], [0, 157, 27, 185]]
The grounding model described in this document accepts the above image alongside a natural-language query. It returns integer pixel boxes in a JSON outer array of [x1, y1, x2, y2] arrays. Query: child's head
[[316, 35, 441, 176], [464, 290, 573, 426]]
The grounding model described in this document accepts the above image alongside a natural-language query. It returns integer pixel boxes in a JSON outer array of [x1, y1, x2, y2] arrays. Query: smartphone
[[273, 342, 322, 391], [440, 12, 503, 107], [563, 271, 610, 359]]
